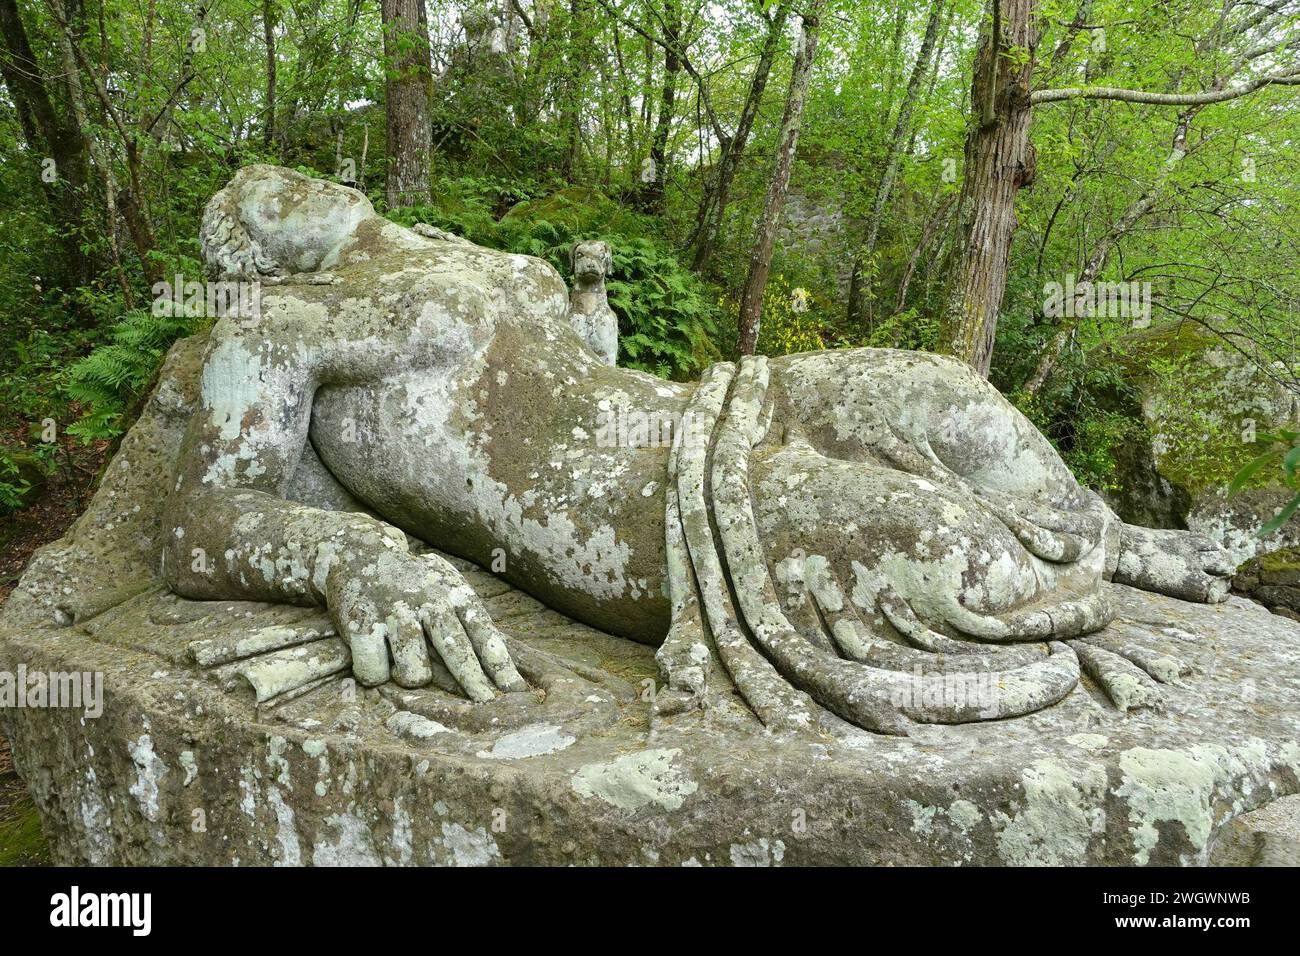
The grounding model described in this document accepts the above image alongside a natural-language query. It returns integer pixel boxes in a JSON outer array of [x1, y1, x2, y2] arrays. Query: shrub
[[1231, 428, 1300, 535], [64, 309, 201, 442], [392, 180, 721, 379], [1012, 359, 1145, 493]]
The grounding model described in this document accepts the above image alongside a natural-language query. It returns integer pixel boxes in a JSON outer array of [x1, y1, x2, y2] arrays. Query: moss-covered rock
[[0, 448, 50, 513], [502, 186, 643, 236], [1100, 321, 1300, 565], [0, 795, 50, 866], [1233, 545, 1300, 617]]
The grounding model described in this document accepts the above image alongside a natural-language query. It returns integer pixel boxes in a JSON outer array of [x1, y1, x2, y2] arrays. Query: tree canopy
[[1, 0, 1297, 508]]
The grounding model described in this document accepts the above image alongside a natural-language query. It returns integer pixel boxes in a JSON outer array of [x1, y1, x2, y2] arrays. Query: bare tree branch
[[1033, 69, 1300, 104]]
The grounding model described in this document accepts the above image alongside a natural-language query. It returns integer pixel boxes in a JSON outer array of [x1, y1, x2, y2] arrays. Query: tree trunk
[[382, 0, 433, 206], [736, 0, 825, 356], [560, 0, 587, 181], [117, 142, 162, 285], [611, 25, 636, 159], [937, 0, 1039, 377], [47, 0, 162, 285], [643, 0, 680, 211], [359, 123, 369, 190], [885, 5, 906, 103], [846, 0, 946, 329], [891, 191, 955, 318], [687, 2, 788, 271], [332, 0, 364, 180], [262, 0, 276, 152], [0, 0, 93, 290]]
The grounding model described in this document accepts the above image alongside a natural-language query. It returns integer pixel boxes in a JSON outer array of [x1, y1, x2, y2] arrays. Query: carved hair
[[199, 169, 280, 281]]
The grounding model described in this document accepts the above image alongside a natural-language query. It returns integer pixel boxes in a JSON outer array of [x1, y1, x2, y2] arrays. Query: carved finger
[[975, 492, 1089, 562], [879, 586, 987, 654], [979, 487, 1104, 541], [1075, 642, 1164, 711], [803, 557, 875, 662], [346, 619, 391, 687], [1079, 632, 1190, 684], [873, 427, 955, 484], [385, 604, 433, 688], [453, 594, 528, 692], [420, 603, 495, 703], [417, 553, 527, 691]]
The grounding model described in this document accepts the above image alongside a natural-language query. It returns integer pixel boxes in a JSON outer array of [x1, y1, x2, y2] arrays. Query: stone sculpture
[[566, 239, 619, 365], [169, 165, 1231, 734], [4, 166, 1297, 866]]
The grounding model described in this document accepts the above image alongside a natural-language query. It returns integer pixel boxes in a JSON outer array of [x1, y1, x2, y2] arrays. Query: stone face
[[2, 167, 1298, 865]]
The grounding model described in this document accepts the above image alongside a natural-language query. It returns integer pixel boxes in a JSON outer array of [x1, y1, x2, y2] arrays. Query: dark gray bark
[[0, 0, 93, 290], [643, 0, 680, 210], [846, 0, 946, 329], [262, 0, 276, 151], [687, 2, 789, 271], [937, 0, 1039, 376]]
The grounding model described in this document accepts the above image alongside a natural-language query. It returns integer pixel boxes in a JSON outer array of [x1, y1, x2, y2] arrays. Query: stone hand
[[324, 547, 527, 698], [973, 486, 1107, 563], [1113, 525, 1235, 603]]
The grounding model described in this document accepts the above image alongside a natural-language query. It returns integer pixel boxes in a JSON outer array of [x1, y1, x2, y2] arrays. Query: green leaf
[[1285, 444, 1300, 479], [1229, 449, 1282, 494], [1260, 493, 1300, 537]]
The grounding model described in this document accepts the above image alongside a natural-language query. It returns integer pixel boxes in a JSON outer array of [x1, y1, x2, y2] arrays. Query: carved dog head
[[201, 165, 373, 280], [570, 240, 614, 288]]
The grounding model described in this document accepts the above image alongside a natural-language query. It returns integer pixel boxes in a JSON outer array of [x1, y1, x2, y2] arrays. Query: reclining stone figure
[[165, 165, 1234, 736]]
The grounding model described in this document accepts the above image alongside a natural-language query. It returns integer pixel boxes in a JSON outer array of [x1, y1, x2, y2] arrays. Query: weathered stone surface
[[1208, 794, 1300, 866], [4, 544, 1299, 863], [2, 167, 1297, 865], [0, 328, 1295, 866]]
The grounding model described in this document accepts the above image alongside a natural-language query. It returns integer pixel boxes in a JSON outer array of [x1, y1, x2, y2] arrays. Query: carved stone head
[[570, 240, 613, 287], [200, 165, 373, 280]]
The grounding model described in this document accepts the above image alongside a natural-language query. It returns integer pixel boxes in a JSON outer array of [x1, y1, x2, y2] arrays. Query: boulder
[[1103, 322, 1300, 568], [1233, 546, 1300, 617]]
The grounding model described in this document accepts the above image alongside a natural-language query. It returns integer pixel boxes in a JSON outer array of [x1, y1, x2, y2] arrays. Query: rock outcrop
[[1103, 322, 1300, 569]]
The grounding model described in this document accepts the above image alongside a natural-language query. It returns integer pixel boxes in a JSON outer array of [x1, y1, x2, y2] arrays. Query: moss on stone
[[0, 792, 50, 866], [1257, 547, 1300, 574], [1103, 322, 1296, 497], [502, 186, 643, 236], [1101, 321, 1222, 384]]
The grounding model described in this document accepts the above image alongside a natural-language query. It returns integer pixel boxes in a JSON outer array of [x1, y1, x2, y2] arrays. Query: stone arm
[[162, 315, 525, 697]]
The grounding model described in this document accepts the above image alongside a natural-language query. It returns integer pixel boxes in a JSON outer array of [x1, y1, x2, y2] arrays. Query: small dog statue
[[568, 240, 619, 366]]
